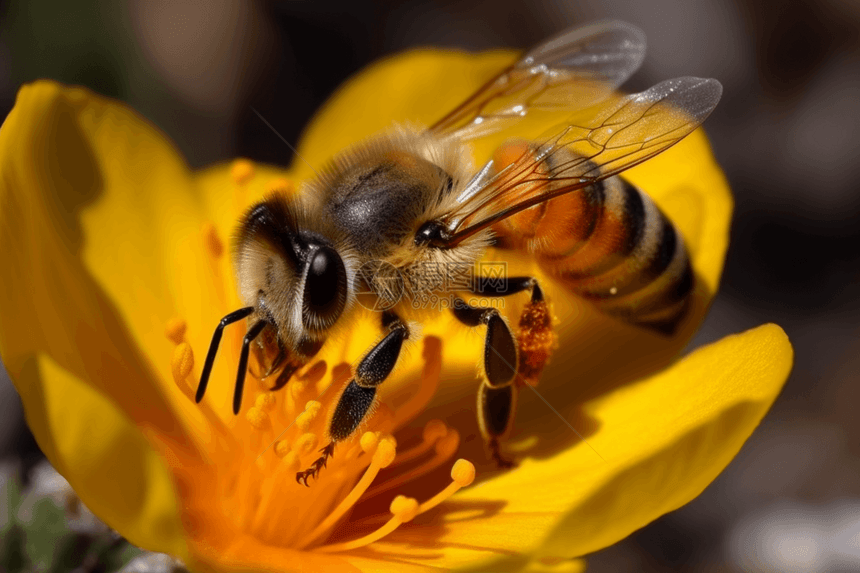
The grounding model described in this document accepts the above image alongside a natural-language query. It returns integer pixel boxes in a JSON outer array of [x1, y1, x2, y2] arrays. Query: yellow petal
[[0, 46, 743, 573], [0, 81, 199, 414], [0, 81, 203, 552], [342, 548, 586, 573], [16, 353, 186, 558], [294, 49, 518, 180], [391, 324, 790, 568]]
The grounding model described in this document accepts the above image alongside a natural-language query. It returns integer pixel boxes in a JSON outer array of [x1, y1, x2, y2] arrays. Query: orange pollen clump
[[516, 299, 558, 387], [161, 209, 476, 552]]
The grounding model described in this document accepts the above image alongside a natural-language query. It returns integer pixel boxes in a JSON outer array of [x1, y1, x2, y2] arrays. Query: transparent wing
[[429, 20, 647, 140], [442, 76, 723, 244]]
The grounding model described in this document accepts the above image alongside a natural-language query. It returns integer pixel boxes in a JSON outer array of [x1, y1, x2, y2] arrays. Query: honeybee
[[195, 21, 722, 482]]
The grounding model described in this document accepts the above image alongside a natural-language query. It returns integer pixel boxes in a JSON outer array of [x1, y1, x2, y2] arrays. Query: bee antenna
[[233, 319, 270, 415], [196, 306, 255, 404]]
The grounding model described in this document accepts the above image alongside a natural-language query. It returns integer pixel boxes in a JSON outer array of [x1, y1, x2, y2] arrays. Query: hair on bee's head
[[233, 194, 355, 347]]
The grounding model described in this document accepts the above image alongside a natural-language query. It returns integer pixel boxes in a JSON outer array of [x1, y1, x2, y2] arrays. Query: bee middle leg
[[296, 311, 409, 485]]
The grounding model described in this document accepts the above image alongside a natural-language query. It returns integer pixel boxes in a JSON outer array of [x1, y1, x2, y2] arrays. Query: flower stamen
[[296, 433, 397, 549], [250, 451, 302, 535], [388, 338, 442, 430], [416, 459, 476, 515], [255, 392, 277, 412], [390, 419, 447, 467], [230, 159, 255, 185], [165, 317, 187, 345], [201, 223, 233, 316], [171, 342, 196, 402], [168, 335, 230, 437], [264, 177, 294, 196], [176, 301, 475, 556], [364, 430, 460, 500], [316, 495, 419, 553], [246, 406, 271, 432], [202, 222, 225, 260]]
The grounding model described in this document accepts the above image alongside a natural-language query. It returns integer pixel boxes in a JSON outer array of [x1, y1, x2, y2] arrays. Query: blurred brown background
[[1, 0, 859, 571]]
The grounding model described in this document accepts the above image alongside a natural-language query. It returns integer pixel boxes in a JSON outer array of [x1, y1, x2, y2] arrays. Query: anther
[[255, 393, 276, 411], [283, 451, 301, 473], [171, 343, 195, 401], [392, 420, 448, 467], [434, 430, 460, 458], [202, 223, 224, 259], [274, 441, 291, 458], [295, 433, 398, 549], [295, 433, 318, 456], [264, 177, 294, 196], [316, 496, 419, 553], [360, 431, 379, 456], [289, 377, 311, 403], [296, 400, 321, 432], [165, 318, 187, 345], [424, 419, 448, 442], [389, 495, 419, 522], [246, 407, 270, 431], [366, 431, 458, 500], [450, 458, 476, 487], [230, 159, 255, 185], [374, 436, 397, 468], [296, 411, 315, 432], [416, 459, 476, 516]]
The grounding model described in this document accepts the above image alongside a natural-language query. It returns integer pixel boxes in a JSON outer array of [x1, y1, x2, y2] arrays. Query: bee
[[195, 21, 722, 482]]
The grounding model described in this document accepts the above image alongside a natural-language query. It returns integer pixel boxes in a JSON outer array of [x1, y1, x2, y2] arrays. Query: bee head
[[234, 196, 352, 349]]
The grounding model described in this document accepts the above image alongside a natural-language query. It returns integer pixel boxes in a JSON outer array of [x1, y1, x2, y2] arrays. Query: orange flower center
[[160, 160, 476, 553]]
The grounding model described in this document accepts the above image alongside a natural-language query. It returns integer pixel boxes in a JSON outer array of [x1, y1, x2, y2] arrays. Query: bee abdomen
[[533, 177, 693, 334]]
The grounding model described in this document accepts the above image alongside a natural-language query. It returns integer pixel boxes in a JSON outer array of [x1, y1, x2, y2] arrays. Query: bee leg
[[451, 298, 518, 467], [471, 276, 555, 387], [296, 312, 409, 486], [478, 383, 518, 469], [471, 275, 544, 303]]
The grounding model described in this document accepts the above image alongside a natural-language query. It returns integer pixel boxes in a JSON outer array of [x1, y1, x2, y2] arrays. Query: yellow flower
[[0, 48, 792, 572]]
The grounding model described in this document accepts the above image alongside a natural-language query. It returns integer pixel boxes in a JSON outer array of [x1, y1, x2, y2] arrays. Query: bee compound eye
[[302, 246, 347, 329]]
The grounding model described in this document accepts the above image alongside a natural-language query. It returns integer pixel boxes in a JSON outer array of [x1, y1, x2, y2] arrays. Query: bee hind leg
[[480, 384, 518, 469], [296, 312, 409, 486], [470, 275, 556, 387], [457, 276, 557, 466]]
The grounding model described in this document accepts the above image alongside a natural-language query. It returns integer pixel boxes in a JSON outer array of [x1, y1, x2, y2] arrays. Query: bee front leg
[[451, 298, 518, 467], [296, 312, 409, 485]]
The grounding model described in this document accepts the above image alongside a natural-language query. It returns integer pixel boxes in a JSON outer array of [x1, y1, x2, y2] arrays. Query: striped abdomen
[[491, 143, 693, 334]]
